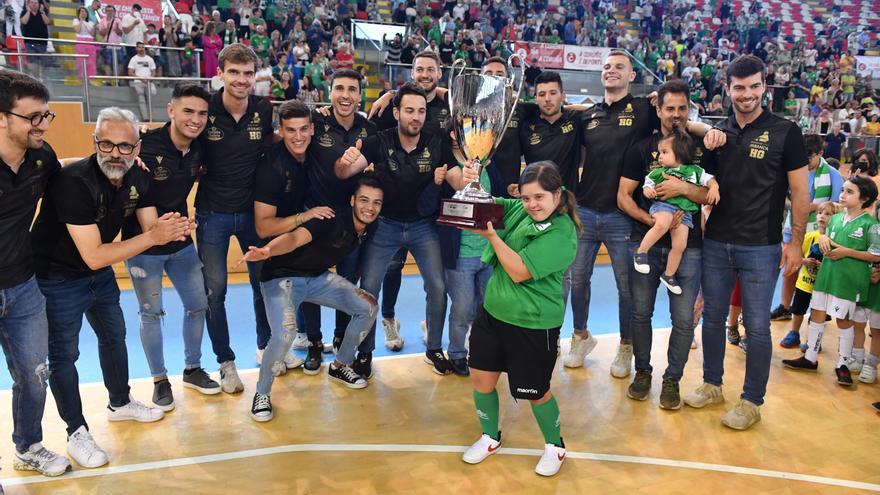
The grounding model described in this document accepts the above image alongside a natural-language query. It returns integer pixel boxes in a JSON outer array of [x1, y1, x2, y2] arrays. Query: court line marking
[[2, 442, 878, 491]]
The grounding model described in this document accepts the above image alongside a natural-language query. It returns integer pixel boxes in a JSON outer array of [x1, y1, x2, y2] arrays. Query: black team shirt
[[260, 209, 377, 281], [492, 103, 536, 189], [254, 140, 309, 220], [371, 91, 451, 136], [519, 107, 583, 191], [704, 110, 808, 245], [31, 156, 153, 279], [307, 110, 377, 208], [196, 89, 274, 213], [122, 123, 204, 255], [0, 143, 60, 289], [621, 131, 709, 249], [360, 128, 456, 222], [579, 94, 659, 211]]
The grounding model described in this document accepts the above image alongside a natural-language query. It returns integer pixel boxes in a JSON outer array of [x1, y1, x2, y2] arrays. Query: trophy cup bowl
[[437, 55, 524, 230]]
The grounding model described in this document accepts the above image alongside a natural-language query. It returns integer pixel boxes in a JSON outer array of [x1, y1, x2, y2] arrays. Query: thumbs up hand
[[434, 164, 448, 185]]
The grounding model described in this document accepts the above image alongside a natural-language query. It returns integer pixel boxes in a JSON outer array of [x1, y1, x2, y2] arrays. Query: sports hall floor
[[0, 266, 878, 494]]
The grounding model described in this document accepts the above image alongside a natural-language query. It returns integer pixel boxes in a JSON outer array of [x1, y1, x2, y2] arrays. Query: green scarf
[[809, 158, 832, 231]]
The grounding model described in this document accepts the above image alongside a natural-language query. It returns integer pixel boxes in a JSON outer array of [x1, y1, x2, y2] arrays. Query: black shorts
[[468, 307, 560, 401], [790, 287, 812, 316]]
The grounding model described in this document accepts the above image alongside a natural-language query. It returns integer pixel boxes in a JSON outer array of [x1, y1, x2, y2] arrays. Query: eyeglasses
[[5, 110, 55, 127], [94, 137, 139, 155]]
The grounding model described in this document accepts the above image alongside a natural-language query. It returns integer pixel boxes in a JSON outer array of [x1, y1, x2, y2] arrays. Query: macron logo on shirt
[[534, 222, 551, 232]]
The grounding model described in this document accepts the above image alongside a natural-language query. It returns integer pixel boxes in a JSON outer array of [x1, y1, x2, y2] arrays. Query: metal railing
[[88, 75, 213, 122]]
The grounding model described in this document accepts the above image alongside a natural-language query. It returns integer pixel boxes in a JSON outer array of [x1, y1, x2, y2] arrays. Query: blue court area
[[0, 265, 782, 389]]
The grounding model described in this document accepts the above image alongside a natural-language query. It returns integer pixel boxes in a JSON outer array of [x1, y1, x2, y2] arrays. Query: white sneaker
[[420, 320, 428, 345], [610, 343, 633, 378], [563, 333, 597, 368], [844, 357, 864, 374], [220, 360, 244, 394], [684, 383, 725, 408], [14, 443, 71, 477], [859, 363, 877, 384], [383, 318, 404, 351], [108, 397, 164, 423], [462, 433, 502, 464], [291, 332, 309, 350], [255, 348, 304, 373], [535, 442, 566, 477], [66, 426, 109, 468]]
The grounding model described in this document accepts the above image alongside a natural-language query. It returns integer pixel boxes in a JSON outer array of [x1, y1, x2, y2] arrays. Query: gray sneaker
[[684, 382, 724, 408], [152, 379, 175, 412], [626, 371, 651, 401], [14, 443, 71, 477], [721, 399, 761, 430], [659, 379, 682, 410], [183, 368, 221, 395]]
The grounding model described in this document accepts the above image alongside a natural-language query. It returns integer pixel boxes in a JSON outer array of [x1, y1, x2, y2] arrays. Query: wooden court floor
[[0, 324, 878, 494]]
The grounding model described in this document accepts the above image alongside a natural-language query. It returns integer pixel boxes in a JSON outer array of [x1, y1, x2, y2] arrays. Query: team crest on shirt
[[318, 134, 334, 147], [755, 131, 770, 143], [206, 127, 224, 141], [123, 186, 139, 217], [252, 112, 261, 124], [625, 103, 634, 113], [586, 119, 599, 130], [416, 148, 433, 172], [36, 159, 43, 169], [649, 150, 661, 170], [529, 133, 541, 145], [749, 132, 769, 159], [153, 165, 170, 181], [358, 128, 369, 139], [850, 227, 865, 239]]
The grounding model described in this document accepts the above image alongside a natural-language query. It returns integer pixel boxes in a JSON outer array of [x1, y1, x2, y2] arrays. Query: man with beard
[[196, 43, 276, 395], [122, 84, 221, 413], [618, 80, 711, 410], [336, 82, 476, 378], [0, 71, 71, 477], [296, 69, 377, 369], [31, 107, 193, 468], [243, 175, 385, 422], [683, 55, 809, 430]]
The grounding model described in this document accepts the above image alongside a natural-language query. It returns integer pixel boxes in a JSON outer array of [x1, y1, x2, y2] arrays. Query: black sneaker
[[424, 349, 452, 375], [769, 304, 792, 321], [626, 370, 651, 401], [182, 368, 221, 395], [836, 365, 854, 387], [152, 379, 174, 412], [303, 341, 323, 376], [782, 355, 818, 371], [328, 362, 368, 389], [726, 324, 741, 346], [659, 379, 682, 410], [250, 393, 273, 422], [332, 335, 343, 354], [352, 352, 373, 379], [659, 274, 682, 295], [449, 357, 470, 377]]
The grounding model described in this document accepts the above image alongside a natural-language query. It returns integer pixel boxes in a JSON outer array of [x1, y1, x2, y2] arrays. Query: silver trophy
[[438, 55, 524, 228]]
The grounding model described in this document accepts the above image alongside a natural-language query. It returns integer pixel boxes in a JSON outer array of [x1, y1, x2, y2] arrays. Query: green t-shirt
[[249, 17, 267, 31], [814, 212, 880, 302], [644, 164, 713, 213], [250, 34, 270, 58], [458, 168, 492, 258], [783, 98, 798, 116], [305, 62, 323, 88], [482, 198, 577, 329], [860, 267, 880, 312]]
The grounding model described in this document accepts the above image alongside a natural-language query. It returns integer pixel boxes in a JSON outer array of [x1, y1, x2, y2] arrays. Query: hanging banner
[[514, 42, 612, 72], [513, 41, 564, 69], [563, 46, 612, 72], [856, 56, 880, 78]]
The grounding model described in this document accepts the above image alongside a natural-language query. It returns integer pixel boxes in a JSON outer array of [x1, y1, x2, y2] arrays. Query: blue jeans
[[359, 218, 447, 352], [570, 207, 633, 339], [39, 268, 131, 435], [125, 244, 208, 377], [196, 210, 271, 363], [298, 244, 363, 342], [701, 239, 781, 406], [256, 273, 377, 394], [0, 277, 50, 452], [381, 248, 408, 318], [629, 243, 701, 381], [444, 257, 492, 360]]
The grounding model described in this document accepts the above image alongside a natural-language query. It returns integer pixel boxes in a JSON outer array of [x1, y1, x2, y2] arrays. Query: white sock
[[837, 326, 854, 368], [805, 321, 825, 363], [866, 353, 880, 368], [853, 347, 866, 363]]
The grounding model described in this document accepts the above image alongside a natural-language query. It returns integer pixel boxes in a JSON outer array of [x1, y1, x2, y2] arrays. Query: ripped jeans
[[256, 272, 378, 395], [0, 276, 50, 452], [126, 244, 208, 377]]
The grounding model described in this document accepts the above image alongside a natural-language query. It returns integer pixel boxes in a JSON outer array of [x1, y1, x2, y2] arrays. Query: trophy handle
[[483, 53, 526, 163], [447, 58, 468, 93]]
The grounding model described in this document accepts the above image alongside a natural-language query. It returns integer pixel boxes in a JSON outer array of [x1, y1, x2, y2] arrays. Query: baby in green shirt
[[634, 127, 719, 295]]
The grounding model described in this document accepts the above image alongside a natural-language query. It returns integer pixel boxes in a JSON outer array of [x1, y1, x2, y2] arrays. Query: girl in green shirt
[[461, 161, 580, 477]]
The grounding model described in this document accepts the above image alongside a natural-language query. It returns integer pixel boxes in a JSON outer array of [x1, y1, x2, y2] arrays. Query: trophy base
[[437, 198, 505, 230]]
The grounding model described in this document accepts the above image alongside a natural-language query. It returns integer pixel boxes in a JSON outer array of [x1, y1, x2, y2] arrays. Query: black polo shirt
[[492, 103, 538, 189], [519, 108, 583, 191], [122, 123, 204, 255], [622, 131, 708, 249], [371, 91, 451, 136], [578, 94, 659, 211], [32, 156, 153, 279], [360, 128, 456, 222], [0, 143, 60, 289], [195, 89, 274, 213], [704, 110, 808, 246], [254, 141, 309, 220], [260, 208, 377, 281], [306, 110, 377, 208]]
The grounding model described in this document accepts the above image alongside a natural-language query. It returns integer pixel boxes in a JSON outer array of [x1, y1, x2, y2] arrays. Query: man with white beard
[[30, 107, 193, 468]]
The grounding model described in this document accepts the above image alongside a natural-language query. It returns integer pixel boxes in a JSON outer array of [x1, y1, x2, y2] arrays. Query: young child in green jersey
[[851, 202, 880, 384], [779, 201, 840, 349], [783, 176, 880, 386], [634, 126, 719, 295]]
